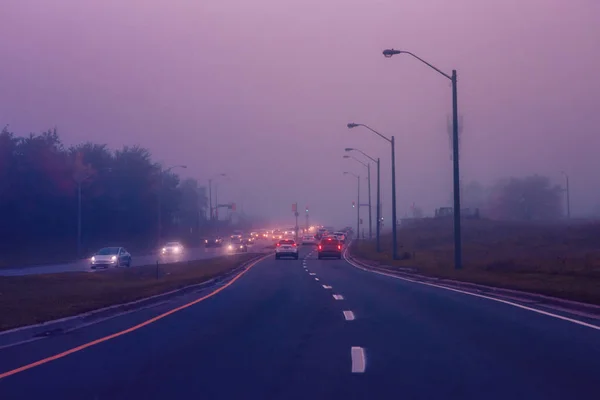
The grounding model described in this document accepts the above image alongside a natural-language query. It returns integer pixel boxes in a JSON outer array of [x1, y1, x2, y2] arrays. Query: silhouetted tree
[[487, 175, 562, 221], [0, 128, 210, 258]]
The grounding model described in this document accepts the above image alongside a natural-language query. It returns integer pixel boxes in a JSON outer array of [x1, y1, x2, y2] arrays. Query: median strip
[[0, 254, 258, 332]]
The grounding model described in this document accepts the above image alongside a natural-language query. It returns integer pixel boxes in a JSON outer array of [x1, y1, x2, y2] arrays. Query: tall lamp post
[[208, 173, 227, 222], [561, 171, 571, 219], [343, 155, 372, 240], [158, 164, 187, 246], [345, 148, 380, 252], [343, 172, 361, 239], [347, 123, 398, 260], [382, 48, 462, 269]]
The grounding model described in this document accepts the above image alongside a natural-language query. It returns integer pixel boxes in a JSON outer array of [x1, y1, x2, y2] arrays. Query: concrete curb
[[0, 253, 271, 348], [346, 247, 600, 317]]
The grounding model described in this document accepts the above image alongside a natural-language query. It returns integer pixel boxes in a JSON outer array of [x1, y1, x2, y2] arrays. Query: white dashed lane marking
[[309, 273, 316, 276], [322, 285, 332, 289], [343, 311, 355, 321], [315, 278, 320, 281], [333, 294, 344, 300], [351, 347, 366, 373]]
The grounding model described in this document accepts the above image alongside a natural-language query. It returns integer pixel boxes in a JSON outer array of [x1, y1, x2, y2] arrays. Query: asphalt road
[[0, 244, 255, 276], [0, 246, 599, 399]]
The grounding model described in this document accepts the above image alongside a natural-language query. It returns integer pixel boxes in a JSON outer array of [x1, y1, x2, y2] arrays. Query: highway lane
[[1, 246, 599, 399], [0, 243, 266, 276]]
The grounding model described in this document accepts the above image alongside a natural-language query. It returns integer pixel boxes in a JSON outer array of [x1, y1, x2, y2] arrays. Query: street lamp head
[[344, 148, 354, 152], [347, 123, 359, 129], [383, 49, 402, 58]]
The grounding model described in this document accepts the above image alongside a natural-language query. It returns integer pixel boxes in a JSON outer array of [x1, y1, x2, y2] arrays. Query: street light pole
[[347, 124, 399, 259], [208, 179, 213, 221], [376, 158, 380, 251], [77, 182, 82, 257], [343, 154, 372, 240], [367, 162, 372, 239], [383, 48, 462, 269], [561, 171, 571, 219], [345, 148, 381, 252], [344, 172, 361, 240]]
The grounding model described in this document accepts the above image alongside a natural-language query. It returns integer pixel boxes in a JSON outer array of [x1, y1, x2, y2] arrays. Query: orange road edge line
[[0, 255, 266, 380]]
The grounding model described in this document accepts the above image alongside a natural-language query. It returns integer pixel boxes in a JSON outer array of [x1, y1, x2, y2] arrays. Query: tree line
[[0, 126, 211, 256], [461, 175, 565, 220]]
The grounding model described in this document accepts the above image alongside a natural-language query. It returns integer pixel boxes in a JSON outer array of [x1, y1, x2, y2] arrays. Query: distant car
[[301, 235, 317, 245], [205, 236, 223, 248], [272, 230, 283, 241], [333, 232, 346, 243], [161, 241, 184, 255], [90, 247, 132, 268], [243, 236, 255, 245], [315, 229, 327, 240], [275, 239, 299, 260], [317, 237, 342, 260], [226, 241, 248, 253], [230, 231, 244, 241]]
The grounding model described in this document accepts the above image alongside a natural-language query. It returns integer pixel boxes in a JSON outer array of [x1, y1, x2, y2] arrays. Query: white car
[[161, 241, 184, 255], [275, 239, 299, 260], [301, 235, 317, 245], [90, 247, 132, 269]]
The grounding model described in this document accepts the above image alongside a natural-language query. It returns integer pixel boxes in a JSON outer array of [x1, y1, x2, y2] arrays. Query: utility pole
[[357, 176, 361, 238], [562, 172, 571, 219], [208, 179, 213, 221], [366, 163, 372, 240], [305, 206, 309, 231], [451, 70, 462, 269], [391, 136, 398, 259], [376, 158, 381, 251], [293, 202, 299, 242]]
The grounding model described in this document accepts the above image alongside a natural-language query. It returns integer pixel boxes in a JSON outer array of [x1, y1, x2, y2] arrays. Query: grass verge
[[352, 218, 600, 305], [0, 253, 257, 331]]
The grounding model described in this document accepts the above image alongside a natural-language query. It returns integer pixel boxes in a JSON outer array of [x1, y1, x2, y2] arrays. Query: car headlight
[[111, 255, 117, 261], [228, 245, 233, 249], [91, 256, 96, 262], [205, 239, 208, 243], [162, 247, 166, 252]]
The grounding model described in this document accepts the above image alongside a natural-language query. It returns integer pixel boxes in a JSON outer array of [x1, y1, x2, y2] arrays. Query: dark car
[[317, 237, 342, 260], [205, 236, 223, 248], [226, 241, 248, 253]]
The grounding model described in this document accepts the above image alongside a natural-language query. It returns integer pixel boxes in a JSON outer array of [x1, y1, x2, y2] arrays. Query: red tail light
[[276, 243, 280, 247], [337, 245, 341, 250], [318, 245, 322, 250], [292, 243, 297, 247]]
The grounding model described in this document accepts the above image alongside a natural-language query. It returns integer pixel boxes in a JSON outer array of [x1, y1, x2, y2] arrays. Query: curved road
[[0, 247, 599, 398]]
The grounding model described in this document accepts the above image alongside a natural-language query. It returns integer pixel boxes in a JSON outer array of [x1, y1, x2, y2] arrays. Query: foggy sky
[[2, 0, 600, 227]]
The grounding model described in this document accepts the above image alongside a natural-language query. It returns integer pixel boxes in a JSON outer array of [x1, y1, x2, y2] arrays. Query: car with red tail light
[[275, 239, 299, 260], [317, 237, 343, 259]]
